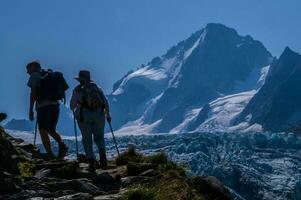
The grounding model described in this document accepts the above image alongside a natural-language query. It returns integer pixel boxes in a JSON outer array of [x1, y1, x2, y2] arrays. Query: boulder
[[121, 176, 153, 187], [189, 176, 232, 200], [57, 193, 93, 200], [126, 162, 156, 176], [92, 172, 116, 185]]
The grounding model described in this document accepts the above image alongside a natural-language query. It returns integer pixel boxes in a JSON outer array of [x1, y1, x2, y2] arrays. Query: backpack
[[37, 69, 69, 103], [81, 83, 105, 110]]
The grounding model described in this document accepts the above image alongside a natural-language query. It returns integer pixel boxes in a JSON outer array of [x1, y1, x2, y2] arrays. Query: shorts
[[37, 105, 60, 131]]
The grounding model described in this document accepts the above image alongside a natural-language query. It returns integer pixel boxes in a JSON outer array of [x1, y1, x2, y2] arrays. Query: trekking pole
[[108, 120, 120, 157], [33, 120, 38, 146], [73, 111, 79, 160]]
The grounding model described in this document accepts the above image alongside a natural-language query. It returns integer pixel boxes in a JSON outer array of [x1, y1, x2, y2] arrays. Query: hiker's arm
[[70, 89, 78, 111], [99, 89, 111, 121], [29, 88, 36, 121], [99, 89, 110, 112]]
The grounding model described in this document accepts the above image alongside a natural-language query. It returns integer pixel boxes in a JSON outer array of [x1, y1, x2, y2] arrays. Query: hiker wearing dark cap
[[26, 61, 68, 160], [70, 70, 111, 173], [0, 113, 7, 122]]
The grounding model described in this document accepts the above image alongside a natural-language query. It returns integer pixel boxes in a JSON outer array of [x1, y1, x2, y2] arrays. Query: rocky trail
[[0, 126, 231, 200]]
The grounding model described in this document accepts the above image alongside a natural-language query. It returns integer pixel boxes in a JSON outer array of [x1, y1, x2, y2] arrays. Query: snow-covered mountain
[[109, 23, 273, 133]]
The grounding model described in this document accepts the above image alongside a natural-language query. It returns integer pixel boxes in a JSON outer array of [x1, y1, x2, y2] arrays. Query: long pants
[[77, 109, 105, 159]]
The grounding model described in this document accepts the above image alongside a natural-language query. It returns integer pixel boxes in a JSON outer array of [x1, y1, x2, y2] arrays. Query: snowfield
[[114, 90, 261, 135]]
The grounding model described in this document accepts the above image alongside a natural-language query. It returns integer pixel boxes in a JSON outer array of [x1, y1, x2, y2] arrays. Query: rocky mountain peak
[[108, 23, 273, 132]]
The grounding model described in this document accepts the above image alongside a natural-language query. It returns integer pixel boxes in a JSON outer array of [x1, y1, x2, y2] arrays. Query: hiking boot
[[58, 143, 68, 159], [99, 149, 107, 170], [88, 158, 96, 173]]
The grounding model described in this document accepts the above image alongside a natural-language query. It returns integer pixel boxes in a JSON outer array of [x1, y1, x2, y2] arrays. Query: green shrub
[[115, 146, 143, 166], [120, 186, 157, 200], [158, 162, 186, 177], [145, 152, 168, 165]]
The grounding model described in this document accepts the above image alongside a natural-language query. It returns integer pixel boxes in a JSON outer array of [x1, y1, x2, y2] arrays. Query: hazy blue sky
[[0, 0, 300, 119]]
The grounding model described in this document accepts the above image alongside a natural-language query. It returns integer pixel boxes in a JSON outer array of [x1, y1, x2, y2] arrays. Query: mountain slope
[[234, 47, 301, 132], [109, 23, 273, 133]]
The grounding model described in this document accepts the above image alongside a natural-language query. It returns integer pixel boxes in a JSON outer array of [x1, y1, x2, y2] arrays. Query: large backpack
[[37, 69, 69, 103], [81, 83, 105, 110]]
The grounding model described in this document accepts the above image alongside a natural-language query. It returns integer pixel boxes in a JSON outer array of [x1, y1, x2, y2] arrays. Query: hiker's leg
[[92, 113, 107, 169], [92, 121, 106, 152], [37, 107, 53, 154], [48, 105, 63, 144], [78, 121, 95, 159], [49, 129, 68, 159], [39, 128, 52, 154], [48, 130, 63, 144], [47, 104, 67, 159]]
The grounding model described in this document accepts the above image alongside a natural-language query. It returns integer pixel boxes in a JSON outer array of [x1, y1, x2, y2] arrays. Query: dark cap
[[26, 61, 41, 70], [74, 70, 91, 82]]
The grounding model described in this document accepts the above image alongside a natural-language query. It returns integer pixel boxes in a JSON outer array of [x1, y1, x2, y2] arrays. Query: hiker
[[0, 113, 7, 122], [26, 61, 68, 159], [70, 70, 111, 172]]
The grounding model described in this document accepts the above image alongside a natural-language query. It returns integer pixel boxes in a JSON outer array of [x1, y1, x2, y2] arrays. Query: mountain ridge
[[108, 23, 273, 133]]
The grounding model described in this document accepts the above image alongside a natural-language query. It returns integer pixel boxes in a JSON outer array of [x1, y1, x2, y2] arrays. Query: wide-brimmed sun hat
[[74, 70, 92, 82]]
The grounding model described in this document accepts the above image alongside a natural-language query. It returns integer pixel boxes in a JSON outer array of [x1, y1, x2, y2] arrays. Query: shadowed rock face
[[109, 23, 272, 132], [0, 127, 19, 174], [235, 47, 301, 132]]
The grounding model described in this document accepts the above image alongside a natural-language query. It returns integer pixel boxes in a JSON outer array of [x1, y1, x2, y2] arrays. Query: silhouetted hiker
[[0, 113, 7, 122], [26, 61, 68, 160], [70, 70, 111, 173]]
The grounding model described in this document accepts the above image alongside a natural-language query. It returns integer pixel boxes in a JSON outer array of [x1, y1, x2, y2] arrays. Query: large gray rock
[[57, 193, 93, 200], [189, 176, 232, 200]]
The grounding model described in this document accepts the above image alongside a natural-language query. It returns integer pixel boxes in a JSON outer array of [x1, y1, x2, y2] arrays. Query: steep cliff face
[[235, 47, 301, 132], [109, 23, 272, 132]]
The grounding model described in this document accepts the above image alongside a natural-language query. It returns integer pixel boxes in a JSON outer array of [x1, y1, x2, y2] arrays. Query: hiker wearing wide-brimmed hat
[[70, 70, 111, 173], [74, 70, 92, 82]]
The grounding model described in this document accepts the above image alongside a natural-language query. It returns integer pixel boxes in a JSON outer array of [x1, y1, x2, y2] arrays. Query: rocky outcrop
[[0, 127, 232, 200]]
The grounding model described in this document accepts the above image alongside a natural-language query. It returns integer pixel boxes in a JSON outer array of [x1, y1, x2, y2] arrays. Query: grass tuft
[[115, 146, 143, 166], [144, 152, 168, 165], [119, 186, 157, 200], [18, 161, 35, 178]]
